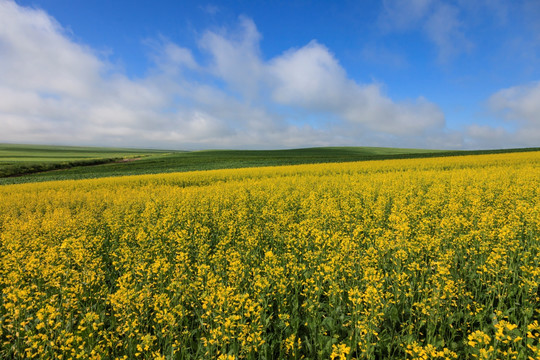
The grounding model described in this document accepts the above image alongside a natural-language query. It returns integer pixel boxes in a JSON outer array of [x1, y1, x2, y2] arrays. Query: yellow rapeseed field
[[1, 152, 540, 359]]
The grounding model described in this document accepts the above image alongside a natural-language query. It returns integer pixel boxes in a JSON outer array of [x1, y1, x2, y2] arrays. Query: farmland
[[5, 144, 539, 186], [0, 144, 448, 185], [1, 150, 539, 359], [0, 144, 170, 180]]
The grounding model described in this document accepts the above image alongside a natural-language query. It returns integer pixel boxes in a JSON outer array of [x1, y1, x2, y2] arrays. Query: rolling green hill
[[1, 143, 539, 185]]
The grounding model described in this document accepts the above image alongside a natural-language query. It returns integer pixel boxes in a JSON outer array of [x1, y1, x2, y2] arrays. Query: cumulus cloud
[[268, 41, 445, 135], [269, 42, 352, 110], [0, 0, 447, 149], [0, 1, 102, 97], [199, 17, 264, 99]]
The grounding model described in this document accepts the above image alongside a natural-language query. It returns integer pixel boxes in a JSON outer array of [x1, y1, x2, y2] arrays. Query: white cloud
[[147, 40, 199, 76], [489, 82, 540, 124], [199, 17, 263, 99], [0, 1, 102, 98], [0, 0, 447, 149], [463, 124, 540, 150], [268, 41, 444, 134], [464, 125, 509, 149], [269, 41, 352, 110], [459, 82, 540, 149]]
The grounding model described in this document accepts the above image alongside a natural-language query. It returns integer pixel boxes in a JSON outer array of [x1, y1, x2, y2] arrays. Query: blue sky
[[1, 0, 539, 149]]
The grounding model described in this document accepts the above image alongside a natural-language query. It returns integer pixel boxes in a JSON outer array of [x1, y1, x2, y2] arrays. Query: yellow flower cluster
[[1, 152, 540, 359]]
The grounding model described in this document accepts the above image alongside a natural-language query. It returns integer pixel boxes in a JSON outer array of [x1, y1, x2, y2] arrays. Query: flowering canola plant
[[1, 152, 540, 359]]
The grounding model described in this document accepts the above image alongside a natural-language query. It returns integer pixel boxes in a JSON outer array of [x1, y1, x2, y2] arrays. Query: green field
[[2, 143, 540, 185], [0, 144, 170, 180]]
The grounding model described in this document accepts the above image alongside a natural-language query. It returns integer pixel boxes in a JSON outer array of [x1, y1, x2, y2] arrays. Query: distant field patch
[[0, 144, 169, 179]]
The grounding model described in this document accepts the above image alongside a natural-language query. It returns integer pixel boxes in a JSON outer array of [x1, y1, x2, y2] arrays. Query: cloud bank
[[480, 82, 540, 147], [0, 0, 538, 150], [0, 1, 450, 149]]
